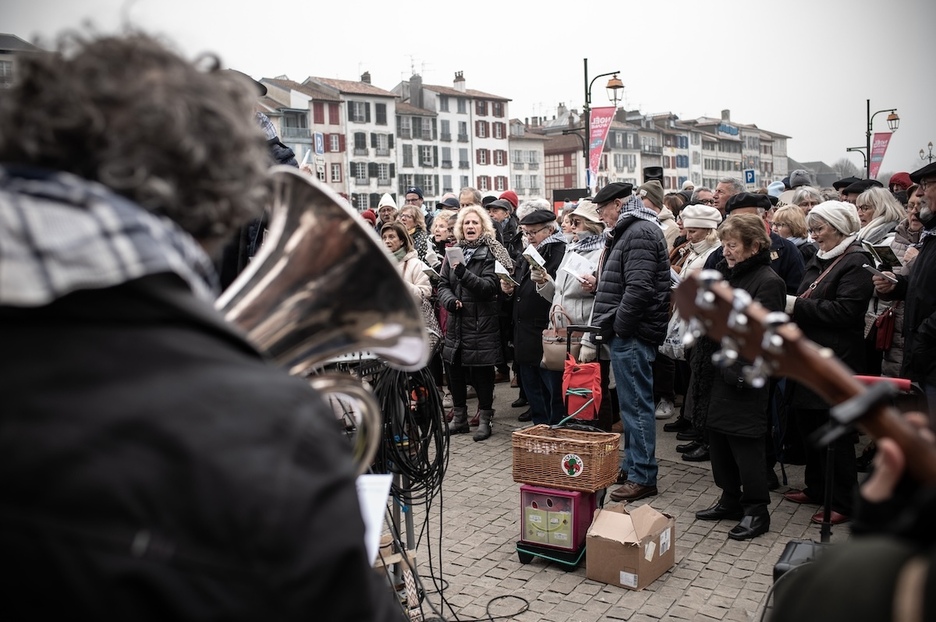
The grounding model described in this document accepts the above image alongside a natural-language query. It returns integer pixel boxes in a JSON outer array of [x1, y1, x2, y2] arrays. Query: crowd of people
[[2, 28, 935, 620]]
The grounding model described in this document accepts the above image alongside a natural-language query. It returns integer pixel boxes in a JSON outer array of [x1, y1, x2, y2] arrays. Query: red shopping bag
[[562, 354, 602, 421]]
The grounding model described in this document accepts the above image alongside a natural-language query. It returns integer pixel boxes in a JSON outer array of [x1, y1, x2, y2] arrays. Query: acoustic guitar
[[672, 270, 936, 485]]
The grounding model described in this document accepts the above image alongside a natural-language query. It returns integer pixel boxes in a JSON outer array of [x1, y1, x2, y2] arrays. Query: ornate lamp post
[[921, 141, 934, 163], [580, 58, 624, 189], [846, 99, 899, 178]]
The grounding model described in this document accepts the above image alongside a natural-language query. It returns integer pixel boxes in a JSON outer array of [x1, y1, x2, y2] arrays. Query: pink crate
[[519, 484, 596, 551]]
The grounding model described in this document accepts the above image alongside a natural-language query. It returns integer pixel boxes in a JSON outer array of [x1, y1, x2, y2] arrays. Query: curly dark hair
[[0, 30, 270, 245]]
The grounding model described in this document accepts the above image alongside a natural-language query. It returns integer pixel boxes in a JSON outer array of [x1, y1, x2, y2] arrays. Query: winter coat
[[888, 222, 936, 386], [658, 207, 680, 252], [536, 244, 603, 333], [438, 243, 502, 366], [512, 238, 566, 366], [592, 216, 670, 346], [705, 250, 786, 437], [788, 242, 874, 409], [706, 231, 806, 295], [881, 219, 921, 377], [399, 249, 432, 302]]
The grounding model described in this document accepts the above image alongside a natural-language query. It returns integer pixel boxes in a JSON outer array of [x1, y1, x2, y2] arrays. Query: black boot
[[473, 409, 494, 442], [447, 407, 469, 435], [682, 443, 710, 462]]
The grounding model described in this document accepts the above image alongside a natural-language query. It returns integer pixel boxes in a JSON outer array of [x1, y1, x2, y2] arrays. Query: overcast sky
[[4, 0, 934, 177]]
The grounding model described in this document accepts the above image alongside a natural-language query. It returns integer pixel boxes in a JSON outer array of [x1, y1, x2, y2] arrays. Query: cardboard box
[[585, 502, 675, 590]]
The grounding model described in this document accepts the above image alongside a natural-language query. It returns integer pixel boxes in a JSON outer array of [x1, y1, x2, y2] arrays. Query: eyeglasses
[[570, 218, 584, 227], [398, 213, 414, 220], [797, 201, 819, 208], [698, 199, 715, 205], [807, 225, 829, 236], [921, 179, 936, 190], [771, 222, 790, 229], [522, 226, 549, 238], [856, 204, 875, 212]]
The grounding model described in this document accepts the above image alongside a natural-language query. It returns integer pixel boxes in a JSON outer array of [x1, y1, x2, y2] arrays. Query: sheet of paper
[[355, 473, 393, 565], [522, 245, 546, 271], [560, 253, 596, 280], [495, 260, 519, 287], [445, 246, 465, 266]]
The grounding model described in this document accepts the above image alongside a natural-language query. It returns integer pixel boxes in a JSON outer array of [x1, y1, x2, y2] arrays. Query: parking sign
[[744, 169, 756, 185]]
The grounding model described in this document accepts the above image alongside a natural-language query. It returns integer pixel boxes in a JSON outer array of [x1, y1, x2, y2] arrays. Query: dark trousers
[[595, 358, 621, 432], [709, 430, 770, 513], [653, 353, 676, 402], [517, 363, 564, 425], [446, 353, 495, 411], [796, 407, 857, 515]]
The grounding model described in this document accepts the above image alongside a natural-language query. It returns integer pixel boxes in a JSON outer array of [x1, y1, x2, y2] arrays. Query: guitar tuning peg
[[697, 270, 724, 288], [728, 289, 752, 332], [682, 318, 705, 348], [761, 312, 791, 354], [711, 336, 739, 368], [742, 357, 771, 388]]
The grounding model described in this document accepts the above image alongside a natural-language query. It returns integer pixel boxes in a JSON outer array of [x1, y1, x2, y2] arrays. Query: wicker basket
[[512, 425, 621, 492]]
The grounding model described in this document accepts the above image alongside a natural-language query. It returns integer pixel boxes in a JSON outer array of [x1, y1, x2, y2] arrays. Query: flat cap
[[593, 182, 633, 205], [486, 198, 513, 212], [910, 162, 936, 184], [725, 192, 771, 213], [832, 176, 863, 191], [518, 209, 557, 225], [842, 179, 883, 195]]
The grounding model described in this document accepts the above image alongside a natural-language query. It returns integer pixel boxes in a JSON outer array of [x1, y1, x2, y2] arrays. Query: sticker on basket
[[561, 453, 584, 477]]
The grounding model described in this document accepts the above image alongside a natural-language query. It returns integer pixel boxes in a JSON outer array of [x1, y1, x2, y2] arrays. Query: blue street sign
[[744, 169, 756, 185]]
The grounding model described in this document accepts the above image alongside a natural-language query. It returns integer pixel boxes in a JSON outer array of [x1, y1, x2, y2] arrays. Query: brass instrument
[[216, 167, 429, 473]]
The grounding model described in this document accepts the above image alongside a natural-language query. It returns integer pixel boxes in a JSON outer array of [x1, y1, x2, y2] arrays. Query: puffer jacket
[[437, 243, 502, 366], [592, 215, 670, 346]]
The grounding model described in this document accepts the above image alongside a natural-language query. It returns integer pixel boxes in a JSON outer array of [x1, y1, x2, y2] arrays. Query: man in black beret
[[584, 183, 670, 502], [725, 192, 772, 213], [833, 176, 863, 192], [841, 179, 884, 204]]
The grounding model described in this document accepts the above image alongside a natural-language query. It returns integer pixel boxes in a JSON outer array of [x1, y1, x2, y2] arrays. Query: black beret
[[725, 192, 771, 213], [842, 179, 883, 195], [832, 176, 863, 191], [593, 182, 633, 205], [519, 209, 557, 225], [767, 194, 779, 207], [486, 198, 513, 212], [439, 196, 460, 209], [481, 195, 497, 206], [910, 162, 936, 184]]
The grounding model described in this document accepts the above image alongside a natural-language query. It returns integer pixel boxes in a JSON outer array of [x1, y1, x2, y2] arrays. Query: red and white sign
[[869, 132, 892, 180], [587, 107, 616, 191]]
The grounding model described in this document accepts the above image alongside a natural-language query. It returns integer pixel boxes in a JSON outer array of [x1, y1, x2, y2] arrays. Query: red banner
[[869, 132, 892, 180], [588, 107, 616, 191]]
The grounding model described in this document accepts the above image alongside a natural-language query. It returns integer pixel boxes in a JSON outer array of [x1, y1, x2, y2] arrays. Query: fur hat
[[789, 169, 811, 189], [809, 200, 860, 235], [680, 204, 722, 229], [637, 180, 664, 209]]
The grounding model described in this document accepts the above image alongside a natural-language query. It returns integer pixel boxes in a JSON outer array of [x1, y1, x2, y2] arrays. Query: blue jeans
[[609, 335, 658, 487], [517, 363, 566, 425]]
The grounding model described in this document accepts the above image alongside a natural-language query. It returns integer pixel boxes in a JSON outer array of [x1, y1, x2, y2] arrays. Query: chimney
[[361, 71, 371, 84], [721, 109, 730, 121], [411, 74, 423, 108], [453, 71, 466, 93]]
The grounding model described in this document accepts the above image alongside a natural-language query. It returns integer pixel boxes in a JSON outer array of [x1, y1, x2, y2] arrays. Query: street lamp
[[581, 58, 624, 188], [921, 141, 934, 163], [846, 99, 900, 178]]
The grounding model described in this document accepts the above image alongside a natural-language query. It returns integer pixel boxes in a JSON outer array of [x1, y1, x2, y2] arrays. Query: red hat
[[889, 172, 912, 191], [499, 190, 518, 210], [360, 209, 377, 225]]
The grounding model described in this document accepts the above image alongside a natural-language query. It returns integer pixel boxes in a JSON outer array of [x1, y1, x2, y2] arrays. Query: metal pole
[[583, 58, 590, 190], [865, 99, 871, 178]]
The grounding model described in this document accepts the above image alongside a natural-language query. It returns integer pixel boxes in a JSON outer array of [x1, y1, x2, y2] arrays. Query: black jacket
[[889, 223, 936, 385], [438, 243, 503, 366], [0, 274, 403, 622], [706, 231, 805, 295], [705, 251, 786, 437], [592, 216, 670, 346], [512, 238, 565, 366]]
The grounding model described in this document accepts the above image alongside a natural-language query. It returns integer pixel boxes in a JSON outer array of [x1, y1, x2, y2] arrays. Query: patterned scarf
[[616, 194, 660, 226], [460, 233, 514, 273], [536, 230, 567, 250], [568, 233, 604, 254]]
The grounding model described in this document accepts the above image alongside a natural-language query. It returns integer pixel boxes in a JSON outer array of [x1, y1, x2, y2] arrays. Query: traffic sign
[[744, 169, 756, 185]]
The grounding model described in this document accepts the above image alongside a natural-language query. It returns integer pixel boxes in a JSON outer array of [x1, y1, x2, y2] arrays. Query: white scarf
[[816, 234, 857, 260]]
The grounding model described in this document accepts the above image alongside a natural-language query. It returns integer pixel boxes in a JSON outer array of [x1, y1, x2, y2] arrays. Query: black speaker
[[643, 166, 663, 184], [773, 539, 828, 582]]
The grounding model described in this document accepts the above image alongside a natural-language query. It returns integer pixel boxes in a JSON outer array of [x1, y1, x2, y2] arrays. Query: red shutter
[[338, 134, 346, 152], [476, 150, 481, 165]]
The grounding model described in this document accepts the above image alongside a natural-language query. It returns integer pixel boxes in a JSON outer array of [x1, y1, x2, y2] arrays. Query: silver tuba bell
[[216, 167, 429, 473]]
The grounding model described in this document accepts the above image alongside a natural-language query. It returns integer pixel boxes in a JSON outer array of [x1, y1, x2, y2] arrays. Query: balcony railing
[[442, 160, 453, 169], [376, 148, 390, 156], [398, 129, 411, 139], [459, 161, 470, 169], [353, 147, 368, 156], [440, 132, 452, 141], [281, 127, 311, 139], [377, 179, 391, 186], [457, 134, 469, 142], [353, 177, 369, 186], [527, 162, 539, 170], [641, 145, 663, 155]]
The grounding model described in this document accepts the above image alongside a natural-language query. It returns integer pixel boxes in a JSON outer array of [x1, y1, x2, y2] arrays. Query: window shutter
[[347, 101, 354, 119], [365, 103, 371, 123], [338, 134, 346, 152], [390, 163, 395, 178], [370, 133, 377, 148], [433, 145, 438, 166], [368, 162, 378, 178], [476, 150, 481, 165], [388, 134, 394, 149], [369, 193, 379, 208]]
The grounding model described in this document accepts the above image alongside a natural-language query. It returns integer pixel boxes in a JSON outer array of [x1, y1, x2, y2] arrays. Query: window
[[439, 95, 449, 112], [421, 118, 432, 140], [0, 60, 13, 86], [349, 101, 369, 123], [475, 100, 488, 116], [330, 163, 342, 183], [353, 162, 367, 181], [476, 121, 488, 138], [512, 149, 523, 165], [399, 116, 411, 138], [460, 175, 469, 189], [420, 145, 433, 167], [328, 103, 340, 125], [402, 144, 413, 167], [312, 102, 325, 124], [478, 150, 489, 166], [281, 112, 310, 138], [459, 148, 469, 169], [458, 122, 468, 142], [457, 98, 467, 114], [352, 194, 368, 211], [494, 150, 506, 166], [375, 103, 387, 125], [329, 134, 341, 152], [493, 122, 505, 139], [441, 147, 453, 169], [494, 176, 507, 192], [378, 163, 391, 185], [440, 120, 451, 141], [354, 132, 368, 155], [514, 174, 523, 189], [477, 176, 490, 191], [375, 133, 389, 156], [442, 175, 453, 193], [492, 102, 504, 118]]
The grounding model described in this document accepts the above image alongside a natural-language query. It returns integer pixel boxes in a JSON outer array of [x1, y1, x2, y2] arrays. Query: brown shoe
[[609, 481, 658, 502], [510, 374, 519, 388], [494, 371, 510, 384]]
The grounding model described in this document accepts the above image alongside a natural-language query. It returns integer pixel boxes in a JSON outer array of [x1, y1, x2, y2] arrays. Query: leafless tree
[[832, 158, 861, 179]]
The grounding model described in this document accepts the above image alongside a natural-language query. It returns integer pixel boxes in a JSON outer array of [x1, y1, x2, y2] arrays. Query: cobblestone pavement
[[405, 385, 853, 622]]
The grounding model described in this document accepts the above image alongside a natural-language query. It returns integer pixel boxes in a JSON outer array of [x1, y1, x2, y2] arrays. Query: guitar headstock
[[673, 270, 864, 406]]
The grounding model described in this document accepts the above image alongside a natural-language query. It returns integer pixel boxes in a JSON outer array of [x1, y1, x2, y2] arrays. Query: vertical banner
[[869, 132, 892, 180], [588, 107, 616, 193]]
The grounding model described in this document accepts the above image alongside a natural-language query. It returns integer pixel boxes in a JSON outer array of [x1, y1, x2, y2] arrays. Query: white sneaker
[[441, 391, 453, 409], [655, 398, 675, 420]]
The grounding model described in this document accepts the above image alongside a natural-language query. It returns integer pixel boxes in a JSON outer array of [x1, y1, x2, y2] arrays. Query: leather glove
[[453, 262, 466, 278], [579, 343, 597, 363]]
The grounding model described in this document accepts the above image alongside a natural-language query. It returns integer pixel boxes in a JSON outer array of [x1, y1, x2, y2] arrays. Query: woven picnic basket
[[512, 425, 620, 492]]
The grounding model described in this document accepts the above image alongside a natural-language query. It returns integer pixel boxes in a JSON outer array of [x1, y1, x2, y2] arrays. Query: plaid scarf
[[568, 233, 604, 254], [0, 166, 219, 307], [616, 194, 660, 226], [537, 230, 567, 250]]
